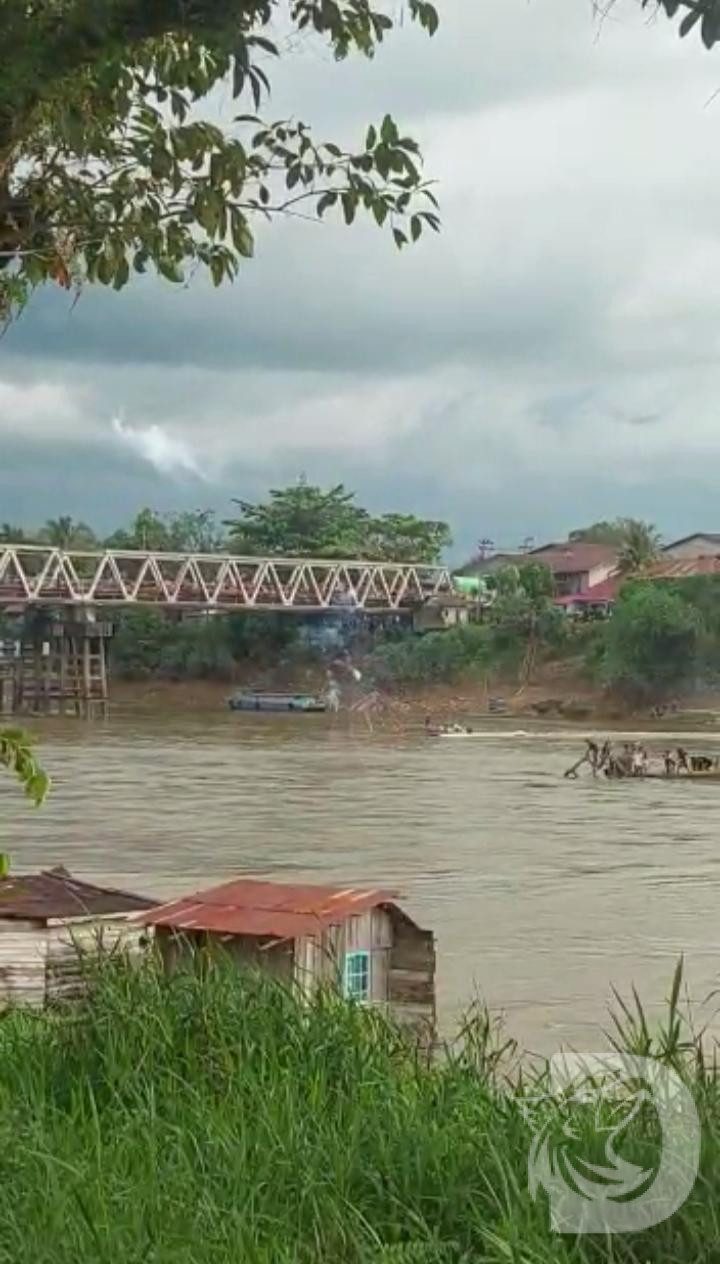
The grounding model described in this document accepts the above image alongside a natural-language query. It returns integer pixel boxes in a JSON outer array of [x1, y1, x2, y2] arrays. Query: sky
[[4, 0, 720, 561]]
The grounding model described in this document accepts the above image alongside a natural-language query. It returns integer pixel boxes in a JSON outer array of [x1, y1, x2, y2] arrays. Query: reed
[[1, 956, 718, 1263]]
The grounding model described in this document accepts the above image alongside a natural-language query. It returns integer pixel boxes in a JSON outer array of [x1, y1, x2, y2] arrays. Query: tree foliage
[[568, 517, 661, 573], [644, 0, 720, 48], [0, 0, 440, 318], [225, 480, 451, 561], [601, 583, 701, 698], [0, 728, 50, 806], [616, 520, 662, 575], [105, 507, 225, 552]]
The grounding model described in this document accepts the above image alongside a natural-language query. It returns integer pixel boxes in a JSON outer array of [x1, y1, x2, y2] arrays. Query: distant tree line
[[0, 480, 452, 564]]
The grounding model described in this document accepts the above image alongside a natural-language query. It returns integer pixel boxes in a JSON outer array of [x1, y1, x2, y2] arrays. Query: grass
[[1, 956, 719, 1263]]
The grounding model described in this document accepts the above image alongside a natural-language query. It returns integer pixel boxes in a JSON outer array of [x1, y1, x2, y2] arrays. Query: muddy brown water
[[3, 705, 720, 1055]]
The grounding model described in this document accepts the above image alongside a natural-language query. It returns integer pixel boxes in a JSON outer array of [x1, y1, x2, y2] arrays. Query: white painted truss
[[0, 545, 456, 612]]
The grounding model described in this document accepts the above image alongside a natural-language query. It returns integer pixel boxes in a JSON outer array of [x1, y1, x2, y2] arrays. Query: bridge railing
[[0, 545, 456, 612]]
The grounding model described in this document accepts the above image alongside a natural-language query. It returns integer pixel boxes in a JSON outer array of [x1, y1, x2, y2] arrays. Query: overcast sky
[[4, 0, 720, 559]]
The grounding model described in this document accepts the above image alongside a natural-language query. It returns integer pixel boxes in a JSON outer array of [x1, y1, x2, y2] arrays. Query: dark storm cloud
[[5, 0, 720, 546]]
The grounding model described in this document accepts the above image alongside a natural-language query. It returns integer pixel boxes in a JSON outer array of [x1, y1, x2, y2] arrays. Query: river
[[3, 705, 720, 1055]]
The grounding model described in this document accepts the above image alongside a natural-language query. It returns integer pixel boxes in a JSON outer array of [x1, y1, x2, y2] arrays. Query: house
[[528, 542, 619, 597], [0, 866, 154, 1009], [662, 534, 720, 560], [413, 593, 474, 633], [456, 551, 527, 578], [141, 878, 436, 1042], [554, 576, 620, 617]]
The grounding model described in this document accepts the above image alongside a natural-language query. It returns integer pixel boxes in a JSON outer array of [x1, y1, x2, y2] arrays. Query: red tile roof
[[0, 867, 154, 922], [555, 576, 620, 606], [530, 543, 619, 575], [140, 879, 400, 939]]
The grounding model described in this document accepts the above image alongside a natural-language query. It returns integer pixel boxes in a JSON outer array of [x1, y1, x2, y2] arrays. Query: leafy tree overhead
[[643, 0, 720, 48], [225, 480, 451, 561], [0, 0, 439, 318]]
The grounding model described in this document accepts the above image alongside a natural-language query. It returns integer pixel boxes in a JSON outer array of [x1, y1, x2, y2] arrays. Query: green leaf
[[157, 258, 184, 283], [380, 114, 399, 145], [392, 228, 407, 250], [316, 191, 337, 218], [410, 214, 421, 243], [341, 192, 356, 225]]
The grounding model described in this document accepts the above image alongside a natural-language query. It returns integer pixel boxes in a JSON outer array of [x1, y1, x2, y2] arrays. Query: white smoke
[[111, 415, 205, 479]]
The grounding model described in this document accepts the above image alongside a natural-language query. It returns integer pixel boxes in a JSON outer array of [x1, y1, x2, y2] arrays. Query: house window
[[343, 950, 371, 1001]]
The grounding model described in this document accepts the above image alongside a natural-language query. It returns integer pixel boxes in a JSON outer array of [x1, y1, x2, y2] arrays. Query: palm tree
[[39, 517, 96, 548], [617, 519, 661, 574], [0, 523, 26, 543]]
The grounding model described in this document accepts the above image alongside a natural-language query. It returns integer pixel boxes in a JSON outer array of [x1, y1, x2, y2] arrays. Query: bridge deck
[[0, 546, 455, 612]]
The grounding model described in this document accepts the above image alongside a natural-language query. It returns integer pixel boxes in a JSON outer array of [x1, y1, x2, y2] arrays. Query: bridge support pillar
[[4, 613, 112, 718]]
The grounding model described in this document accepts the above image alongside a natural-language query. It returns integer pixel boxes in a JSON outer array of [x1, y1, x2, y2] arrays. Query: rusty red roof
[[140, 878, 399, 938], [529, 543, 619, 575], [644, 556, 720, 579], [0, 867, 155, 922], [554, 576, 621, 606]]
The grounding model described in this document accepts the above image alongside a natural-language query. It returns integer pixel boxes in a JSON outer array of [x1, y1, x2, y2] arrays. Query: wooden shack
[[142, 879, 436, 1042], [0, 867, 155, 1008]]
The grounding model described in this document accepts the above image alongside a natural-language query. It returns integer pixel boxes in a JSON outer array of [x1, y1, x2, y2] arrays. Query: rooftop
[[0, 867, 155, 922], [663, 533, 720, 551], [140, 878, 401, 939], [529, 542, 619, 574], [644, 556, 720, 580], [555, 576, 621, 606]]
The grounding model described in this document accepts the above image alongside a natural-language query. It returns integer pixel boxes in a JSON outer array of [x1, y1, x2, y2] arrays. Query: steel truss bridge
[[0, 545, 456, 613]]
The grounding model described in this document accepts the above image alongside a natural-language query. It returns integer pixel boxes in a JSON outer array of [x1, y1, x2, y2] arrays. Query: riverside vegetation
[[3, 497, 720, 703], [0, 955, 717, 1264]]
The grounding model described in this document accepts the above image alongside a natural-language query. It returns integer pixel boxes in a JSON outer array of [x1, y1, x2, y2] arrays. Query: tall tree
[[226, 481, 369, 557], [602, 583, 702, 699], [617, 520, 662, 574], [1, 0, 439, 318], [39, 516, 97, 548], [225, 481, 451, 560], [569, 517, 662, 570], [488, 562, 562, 682], [365, 513, 451, 564]]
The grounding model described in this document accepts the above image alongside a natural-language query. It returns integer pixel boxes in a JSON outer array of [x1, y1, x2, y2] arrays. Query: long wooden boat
[[228, 691, 326, 714], [635, 770, 720, 782]]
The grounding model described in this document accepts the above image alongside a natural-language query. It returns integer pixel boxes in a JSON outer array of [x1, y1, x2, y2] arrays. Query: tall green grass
[[1, 958, 718, 1263]]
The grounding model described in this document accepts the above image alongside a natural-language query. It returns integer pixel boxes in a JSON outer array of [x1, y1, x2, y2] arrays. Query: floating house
[[141, 878, 436, 1041], [0, 867, 155, 1008]]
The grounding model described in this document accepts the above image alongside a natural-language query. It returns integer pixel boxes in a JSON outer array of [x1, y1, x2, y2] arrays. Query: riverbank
[[110, 673, 720, 728], [1, 956, 714, 1263]]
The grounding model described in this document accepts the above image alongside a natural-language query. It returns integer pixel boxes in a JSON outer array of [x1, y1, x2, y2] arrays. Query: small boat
[[228, 691, 326, 714]]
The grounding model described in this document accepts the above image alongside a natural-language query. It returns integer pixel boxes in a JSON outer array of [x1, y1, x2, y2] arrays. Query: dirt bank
[[110, 670, 720, 728]]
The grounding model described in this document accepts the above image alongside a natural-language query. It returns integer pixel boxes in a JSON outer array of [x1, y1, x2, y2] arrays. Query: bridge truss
[[0, 545, 455, 613]]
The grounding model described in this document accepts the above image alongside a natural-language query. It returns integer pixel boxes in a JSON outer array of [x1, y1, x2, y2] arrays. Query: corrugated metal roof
[[645, 556, 720, 579], [0, 868, 155, 922], [141, 879, 400, 938]]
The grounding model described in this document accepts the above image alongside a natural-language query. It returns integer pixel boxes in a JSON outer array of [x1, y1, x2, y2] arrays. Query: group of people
[[566, 739, 718, 779]]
